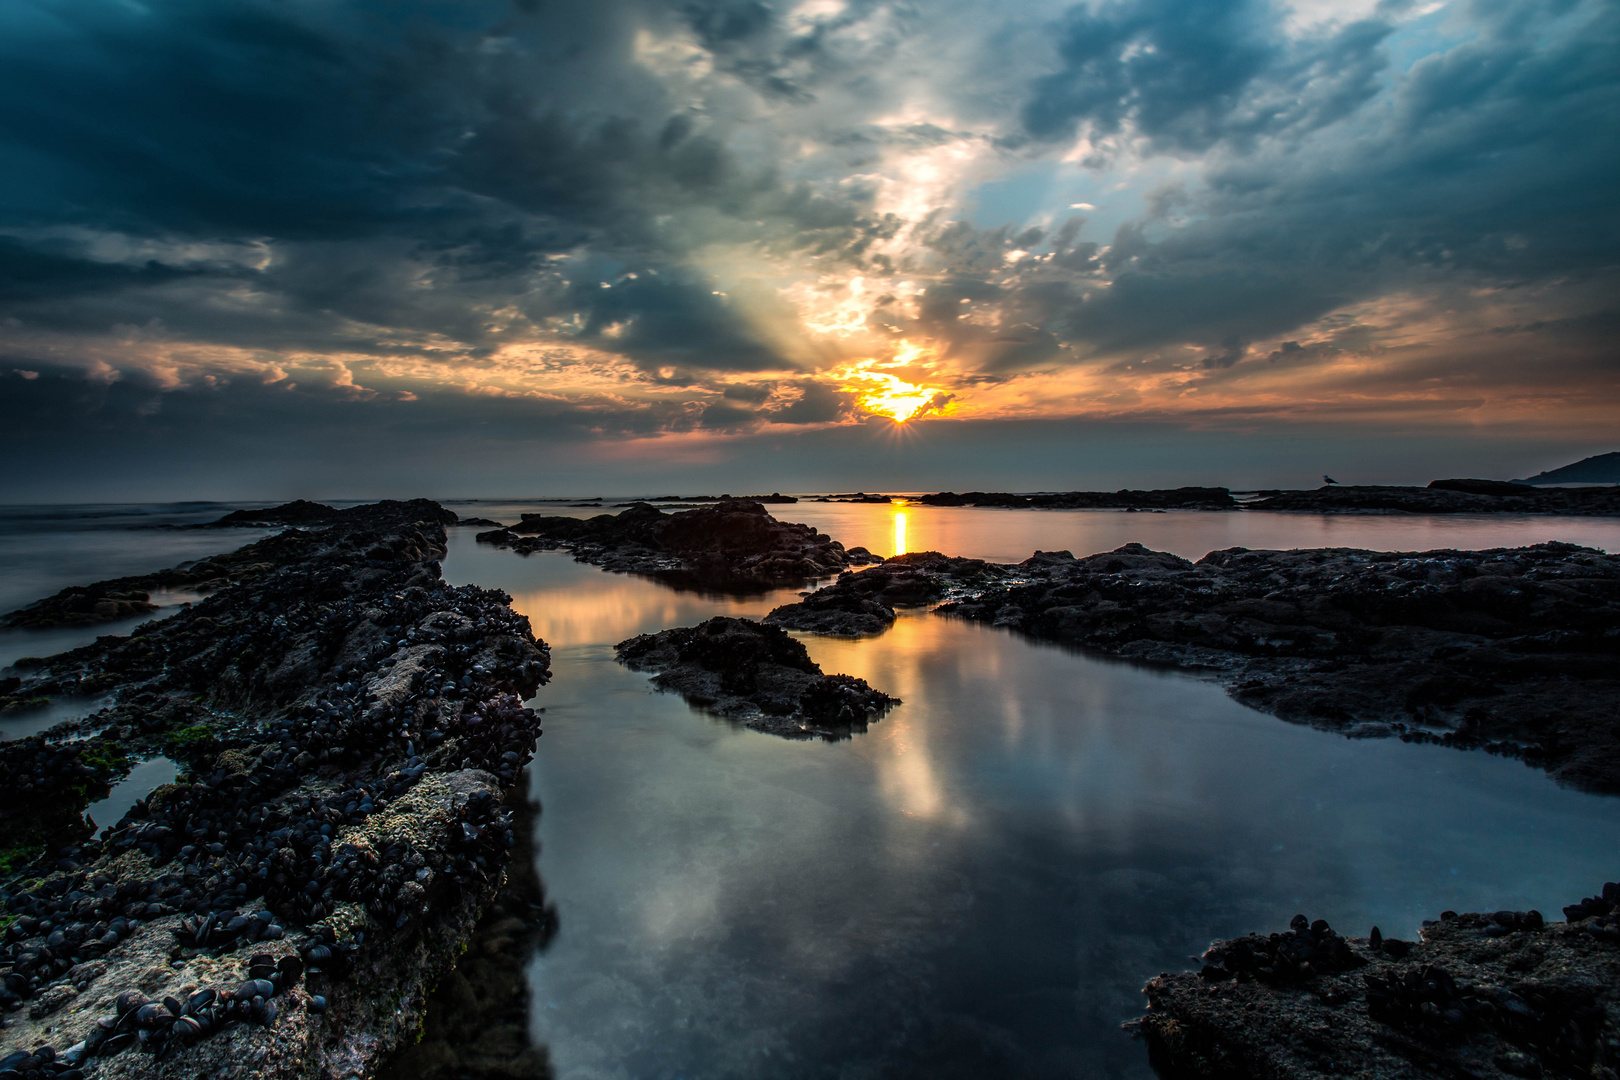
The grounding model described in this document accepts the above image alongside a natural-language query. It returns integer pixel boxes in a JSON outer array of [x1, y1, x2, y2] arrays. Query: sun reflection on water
[[891, 510, 907, 557]]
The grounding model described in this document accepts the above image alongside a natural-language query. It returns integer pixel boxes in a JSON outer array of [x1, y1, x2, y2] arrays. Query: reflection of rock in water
[[382, 774, 558, 1080]]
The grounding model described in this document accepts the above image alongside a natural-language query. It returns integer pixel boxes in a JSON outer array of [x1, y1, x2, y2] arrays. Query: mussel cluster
[[87, 955, 302, 1060], [172, 909, 284, 950], [0, 743, 99, 804], [445, 790, 516, 887], [2, 908, 149, 1009], [447, 694, 545, 784], [0, 1044, 82, 1079], [1198, 914, 1367, 985], [299, 925, 360, 979], [1363, 960, 1607, 1065], [1564, 881, 1619, 923]]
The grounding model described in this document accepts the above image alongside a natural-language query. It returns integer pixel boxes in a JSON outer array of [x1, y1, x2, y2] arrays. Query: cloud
[[1019, 0, 1392, 153], [0, 0, 1615, 497]]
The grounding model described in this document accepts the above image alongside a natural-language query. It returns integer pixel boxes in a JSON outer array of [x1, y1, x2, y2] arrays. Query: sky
[[0, 0, 1615, 499]]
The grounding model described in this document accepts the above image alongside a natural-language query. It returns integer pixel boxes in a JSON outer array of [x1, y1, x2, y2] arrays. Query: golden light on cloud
[[833, 339, 953, 423]]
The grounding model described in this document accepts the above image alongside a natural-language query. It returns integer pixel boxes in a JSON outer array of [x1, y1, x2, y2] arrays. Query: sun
[[834, 340, 952, 423]]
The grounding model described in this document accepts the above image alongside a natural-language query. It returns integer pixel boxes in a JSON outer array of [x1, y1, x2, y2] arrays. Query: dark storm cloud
[[0, 237, 200, 302], [1020, 0, 1393, 152], [983, 0, 1620, 368], [762, 381, 856, 425], [0, 0, 876, 375]]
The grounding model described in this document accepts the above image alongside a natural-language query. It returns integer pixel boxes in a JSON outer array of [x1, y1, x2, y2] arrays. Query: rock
[[912, 488, 1238, 509], [1131, 887, 1620, 1080], [0, 501, 551, 1080], [764, 552, 1012, 636], [614, 617, 899, 739], [1428, 479, 1538, 497], [1248, 484, 1620, 515], [929, 541, 1620, 792], [210, 499, 460, 529], [478, 500, 853, 588]]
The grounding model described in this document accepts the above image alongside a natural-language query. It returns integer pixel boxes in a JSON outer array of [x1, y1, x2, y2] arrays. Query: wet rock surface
[[1248, 484, 1620, 516], [615, 617, 898, 739], [765, 552, 1011, 636], [937, 541, 1620, 792], [0, 501, 551, 1079], [475, 499, 854, 589], [1131, 883, 1620, 1080]]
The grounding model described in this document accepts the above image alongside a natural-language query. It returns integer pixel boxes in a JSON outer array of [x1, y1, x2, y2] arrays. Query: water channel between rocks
[[436, 509, 1620, 1080]]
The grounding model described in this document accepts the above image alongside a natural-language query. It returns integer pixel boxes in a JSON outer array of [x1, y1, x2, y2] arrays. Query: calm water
[[5, 502, 1620, 1078], [438, 509, 1620, 1080]]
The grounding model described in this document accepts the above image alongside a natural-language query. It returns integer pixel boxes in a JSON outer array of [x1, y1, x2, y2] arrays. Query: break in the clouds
[[0, 0, 1615, 490]]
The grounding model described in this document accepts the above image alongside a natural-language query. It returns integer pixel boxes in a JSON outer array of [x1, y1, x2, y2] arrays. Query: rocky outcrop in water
[[476, 500, 857, 589], [1131, 883, 1620, 1080], [614, 617, 897, 739], [914, 488, 1238, 509], [764, 552, 1011, 636], [1247, 484, 1620, 516], [210, 499, 460, 529], [0, 502, 551, 1079], [1, 502, 465, 632], [936, 541, 1620, 793]]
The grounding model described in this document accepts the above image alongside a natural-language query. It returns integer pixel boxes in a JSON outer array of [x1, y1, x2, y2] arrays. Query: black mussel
[[135, 1002, 173, 1026], [172, 1015, 204, 1038], [253, 999, 278, 1026], [236, 978, 275, 1000], [277, 955, 305, 989], [308, 994, 327, 1013], [99, 1032, 135, 1056], [114, 989, 149, 1015]]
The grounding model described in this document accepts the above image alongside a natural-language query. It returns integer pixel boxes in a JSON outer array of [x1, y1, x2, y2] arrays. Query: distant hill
[[1515, 452, 1620, 485]]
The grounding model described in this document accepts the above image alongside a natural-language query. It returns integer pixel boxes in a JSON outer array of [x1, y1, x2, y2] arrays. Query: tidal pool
[[439, 526, 1620, 1080]]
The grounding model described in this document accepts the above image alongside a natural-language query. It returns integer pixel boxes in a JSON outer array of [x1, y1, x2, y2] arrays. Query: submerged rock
[[937, 541, 1620, 793], [1131, 883, 1620, 1080], [0, 501, 551, 1078], [477, 499, 853, 589], [615, 617, 898, 739]]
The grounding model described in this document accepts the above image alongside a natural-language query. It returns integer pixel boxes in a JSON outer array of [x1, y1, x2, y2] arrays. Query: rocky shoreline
[[935, 541, 1620, 793], [0, 502, 550, 1078], [634, 481, 1620, 516], [615, 617, 898, 740], [1247, 483, 1620, 516], [1131, 883, 1620, 1079], [474, 499, 880, 590], [768, 535, 1620, 794], [897, 482, 1620, 515]]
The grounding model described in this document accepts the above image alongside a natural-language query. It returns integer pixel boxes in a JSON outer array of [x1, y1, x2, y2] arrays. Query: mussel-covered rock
[[0, 501, 552, 1078], [615, 617, 898, 740]]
